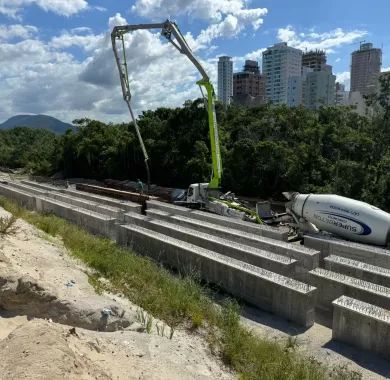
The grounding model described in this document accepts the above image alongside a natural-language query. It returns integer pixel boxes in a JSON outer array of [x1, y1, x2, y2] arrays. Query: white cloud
[[108, 13, 127, 30], [195, 14, 240, 47], [0, 12, 217, 124], [50, 31, 104, 51], [336, 71, 350, 90], [381, 67, 390, 72], [277, 25, 367, 53], [244, 48, 266, 62], [71, 27, 92, 34], [131, 0, 267, 50], [277, 26, 296, 42], [94, 5, 106, 12], [132, 0, 264, 22], [0, 24, 38, 40], [0, 0, 88, 19]]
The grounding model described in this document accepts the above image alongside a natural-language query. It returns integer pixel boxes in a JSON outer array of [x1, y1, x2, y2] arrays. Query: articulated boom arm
[[111, 20, 222, 189]]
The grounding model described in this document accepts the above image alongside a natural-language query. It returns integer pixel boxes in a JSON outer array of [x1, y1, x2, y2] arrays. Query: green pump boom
[[111, 20, 223, 189]]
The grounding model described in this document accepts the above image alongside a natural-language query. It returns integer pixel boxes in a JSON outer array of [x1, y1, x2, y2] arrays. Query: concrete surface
[[35, 196, 117, 239], [147, 209, 320, 274], [325, 255, 390, 288], [332, 296, 390, 360], [304, 234, 390, 269], [118, 224, 317, 327], [6, 181, 48, 196], [64, 188, 142, 213], [0, 183, 36, 209], [147, 199, 289, 241], [46, 191, 125, 221], [21, 179, 64, 192], [309, 268, 390, 311], [124, 211, 298, 276]]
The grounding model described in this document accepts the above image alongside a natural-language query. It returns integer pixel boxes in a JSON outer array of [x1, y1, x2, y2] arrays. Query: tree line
[[1, 74, 389, 210]]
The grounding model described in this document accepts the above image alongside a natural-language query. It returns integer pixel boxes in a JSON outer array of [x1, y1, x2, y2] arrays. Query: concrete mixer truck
[[284, 192, 390, 246]]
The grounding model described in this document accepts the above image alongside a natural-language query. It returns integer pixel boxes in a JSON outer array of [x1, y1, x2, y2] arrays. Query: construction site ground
[[0, 171, 389, 379], [0, 208, 234, 379]]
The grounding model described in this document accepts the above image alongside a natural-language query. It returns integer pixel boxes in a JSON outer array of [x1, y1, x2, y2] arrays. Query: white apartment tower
[[262, 43, 302, 106], [217, 56, 233, 107]]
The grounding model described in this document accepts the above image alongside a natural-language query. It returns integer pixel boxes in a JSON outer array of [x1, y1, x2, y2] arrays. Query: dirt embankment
[[0, 208, 234, 379]]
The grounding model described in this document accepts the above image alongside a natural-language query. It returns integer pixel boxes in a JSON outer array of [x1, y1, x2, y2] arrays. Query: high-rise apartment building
[[233, 60, 266, 107], [351, 42, 382, 96], [335, 82, 349, 105], [262, 43, 302, 106], [217, 56, 233, 107], [303, 64, 336, 109], [302, 50, 326, 72], [243, 60, 260, 74]]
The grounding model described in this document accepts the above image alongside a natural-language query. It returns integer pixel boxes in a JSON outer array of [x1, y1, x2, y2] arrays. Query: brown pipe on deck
[[76, 183, 156, 205]]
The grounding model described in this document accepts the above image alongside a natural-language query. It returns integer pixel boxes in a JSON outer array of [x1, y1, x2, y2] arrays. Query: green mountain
[[0, 114, 73, 134]]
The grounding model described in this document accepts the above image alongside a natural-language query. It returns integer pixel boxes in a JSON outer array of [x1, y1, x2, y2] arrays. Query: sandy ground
[[0, 207, 234, 380], [0, 319, 234, 380]]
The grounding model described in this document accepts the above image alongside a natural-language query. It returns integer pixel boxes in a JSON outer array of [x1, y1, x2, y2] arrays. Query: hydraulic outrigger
[[111, 20, 222, 191]]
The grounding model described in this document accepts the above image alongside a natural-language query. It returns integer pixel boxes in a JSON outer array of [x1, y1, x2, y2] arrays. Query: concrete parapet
[[147, 200, 289, 241], [35, 196, 117, 239], [146, 209, 319, 276], [332, 296, 390, 359], [21, 179, 63, 193], [309, 268, 390, 311], [0, 183, 36, 209], [124, 211, 297, 276], [46, 192, 125, 221], [7, 181, 48, 196], [304, 234, 390, 269], [63, 189, 142, 213], [325, 255, 390, 288], [118, 224, 316, 327]]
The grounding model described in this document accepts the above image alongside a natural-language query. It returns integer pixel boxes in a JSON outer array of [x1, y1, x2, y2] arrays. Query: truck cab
[[186, 183, 209, 205]]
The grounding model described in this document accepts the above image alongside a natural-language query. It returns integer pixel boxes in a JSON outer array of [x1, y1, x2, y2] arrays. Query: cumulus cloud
[[244, 48, 266, 62], [0, 0, 88, 19], [80, 13, 201, 108], [132, 0, 261, 22], [50, 31, 104, 51], [0, 12, 217, 124], [0, 24, 38, 40], [381, 66, 390, 72], [108, 13, 127, 30], [336, 71, 351, 90], [132, 0, 267, 50], [277, 25, 367, 53]]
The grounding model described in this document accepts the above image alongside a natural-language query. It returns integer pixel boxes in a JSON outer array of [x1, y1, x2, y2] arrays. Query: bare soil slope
[[0, 208, 234, 380]]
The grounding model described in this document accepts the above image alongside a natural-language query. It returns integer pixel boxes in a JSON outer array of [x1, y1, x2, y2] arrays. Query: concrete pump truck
[[111, 20, 390, 245], [111, 20, 260, 222]]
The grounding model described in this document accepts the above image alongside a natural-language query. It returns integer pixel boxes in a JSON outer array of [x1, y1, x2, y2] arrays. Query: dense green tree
[[1, 83, 390, 210], [0, 127, 59, 174]]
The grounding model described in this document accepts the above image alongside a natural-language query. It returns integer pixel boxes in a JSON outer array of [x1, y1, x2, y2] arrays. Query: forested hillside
[[1, 74, 389, 209]]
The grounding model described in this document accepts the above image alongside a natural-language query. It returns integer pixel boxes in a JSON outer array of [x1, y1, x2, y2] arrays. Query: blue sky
[[0, 0, 389, 123]]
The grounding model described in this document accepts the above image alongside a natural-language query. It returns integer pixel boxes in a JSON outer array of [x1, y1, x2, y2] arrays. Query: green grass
[[0, 197, 361, 380]]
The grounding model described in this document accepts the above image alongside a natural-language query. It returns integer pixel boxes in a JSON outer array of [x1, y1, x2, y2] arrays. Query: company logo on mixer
[[314, 211, 372, 235]]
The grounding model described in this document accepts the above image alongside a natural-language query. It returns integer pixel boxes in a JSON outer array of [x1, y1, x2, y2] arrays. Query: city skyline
[[0, 0, 389, 123], [219, 41, 383, 111]]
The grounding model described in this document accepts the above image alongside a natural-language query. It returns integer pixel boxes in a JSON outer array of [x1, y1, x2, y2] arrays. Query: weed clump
[[0, 215, 18, 236]]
